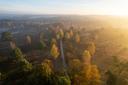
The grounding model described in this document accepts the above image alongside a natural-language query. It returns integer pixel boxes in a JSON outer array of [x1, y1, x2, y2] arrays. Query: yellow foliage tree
[[65, 32, 71, 39], [51, 38, 57, 45], [69, 29, 73, 37], [69, 59, 81, 72], [82, 50, 91, 65], [75, 33, 80, 43], [40, 60, 53, 77], [89, 65, 101, 85], [50, 44, 60, 59], [56, 29, 64, 39], [81, 65, 101, 85], [87, 42, 96, 56]]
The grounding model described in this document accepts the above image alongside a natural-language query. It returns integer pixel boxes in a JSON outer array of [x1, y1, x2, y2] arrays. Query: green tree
[[38, 33, 46, 50], [26, 59, 53, 85], [58, 76, 71, 85], [38, 41, 46, 50], [11, 47, 24, 60], [1, 31, 13, 41], [11, 47, 32, 71], [106, 56, 128, 85], [106, 70, 117, 85]]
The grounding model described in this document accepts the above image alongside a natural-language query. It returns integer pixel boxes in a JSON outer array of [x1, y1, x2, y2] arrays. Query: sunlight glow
[[0, 0, 128, 16]]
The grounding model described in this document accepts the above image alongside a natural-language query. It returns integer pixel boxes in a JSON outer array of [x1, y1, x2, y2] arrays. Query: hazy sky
[[0, 0, 128, 15]]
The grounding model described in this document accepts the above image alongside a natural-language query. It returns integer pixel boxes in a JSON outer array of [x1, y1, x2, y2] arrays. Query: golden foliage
[[65, 32, 71, 39], [87, 42, 96, 56], [69, 59, 81, 70], [81, 65, 101, 85], [69, 29, 74, 37], [56, 29, 64, 39], [50, 44, 60, 59], [51, 38, 57, 45], [41, 60, 53, 77], [75, 33, 80, 43], [82, 50, 91, 65]]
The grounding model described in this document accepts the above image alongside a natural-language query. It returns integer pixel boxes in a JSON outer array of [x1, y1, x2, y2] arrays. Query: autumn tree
[[69, 29, 74, 38], [56, 29, 64, 39], [81, 65, 101, 85], [75, 33, 80, 43], [40, 60, 53, 77], [86, 42, 96, 56], [50, 43, 60, 59], [51, 38, 57, 46], [69, 59, 82, 75], [65, 32, 71, 40], [82, 50, 91, 65], [80, 49, 101, 85]]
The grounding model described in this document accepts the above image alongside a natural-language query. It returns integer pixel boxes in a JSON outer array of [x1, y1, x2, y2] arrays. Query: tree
[[75, 33, 80, 43], [59, 29, 64, 38], [1, 32, 13, 41], [65, 32, 71, 40], [82, 50, 91, 65], [81, 65, 101, 85], [38, 41, 46, 50], [106, 70, 117, 85], [56, 29, 64, 39], [11, 47, 32, 72], [50, 43, 60, 59], [69, 59, 81, 74], [11, 47, 24, 60], [38, 33, 46, 50], [69, 29, 73, 38], [89, 65, 101, 85], [51, 38, 57, 46], [58, 76, 71, 85], [106, 56, 128, 85], [19, 58, 32, 72], [80, 48, 101, 85], [86, 42, 96, 56], [25, 35, 32, 45], [26, 59, 53, 85], [40, 60, 53, 77]]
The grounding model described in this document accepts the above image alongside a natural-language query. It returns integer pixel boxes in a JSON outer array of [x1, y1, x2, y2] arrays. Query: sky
[[0, 0, 128, 16]]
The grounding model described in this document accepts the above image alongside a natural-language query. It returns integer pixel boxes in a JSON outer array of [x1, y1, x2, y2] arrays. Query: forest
[[0, 16, 128, 85]]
